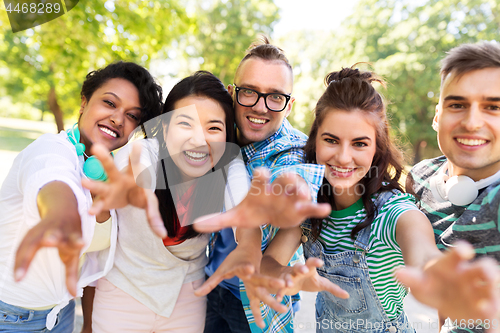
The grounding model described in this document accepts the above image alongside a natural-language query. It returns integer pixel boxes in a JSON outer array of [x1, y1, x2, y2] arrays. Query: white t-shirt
[[0, 131, 117, 329]]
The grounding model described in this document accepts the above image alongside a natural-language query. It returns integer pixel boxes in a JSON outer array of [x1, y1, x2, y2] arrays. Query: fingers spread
[[145, 190, 166, 238], [252, 288, 287, 313], [241, 273, 285, 290], [194, 275, 221, 297], [249, 296, 265, 328], [129, 142, 143, 178], [65, 254, 80, 297], [453, 241, 476, 261], [394, 267, 425, 289], [88, 199, 105, 216], [321, 278, 349, 299], [90, 144, 117, 178], [296, 202, 332, 219], [193, 212, 234, 233]]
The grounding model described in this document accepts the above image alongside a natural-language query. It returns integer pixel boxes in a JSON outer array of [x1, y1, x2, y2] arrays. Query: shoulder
[[410, 156, 447, 181], [478, 182, 500, 211], [375, 191, 419, 221], [21, 132, 76, 161], [272, 120, 309, 150]]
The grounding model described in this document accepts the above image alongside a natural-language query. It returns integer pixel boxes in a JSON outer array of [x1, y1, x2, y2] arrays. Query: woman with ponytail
[[260, 65, 498, 332]]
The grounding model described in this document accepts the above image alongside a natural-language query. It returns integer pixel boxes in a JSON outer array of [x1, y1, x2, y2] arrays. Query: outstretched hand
[[194, 241, 287, 328], [395, 241, 500, 321], [81, 143, 166, 239], [193, 168, 331, 232], [15, 181, 85, 297], [275, 258, 350, 301]]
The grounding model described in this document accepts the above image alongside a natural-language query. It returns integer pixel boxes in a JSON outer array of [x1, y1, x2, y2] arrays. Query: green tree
[[281, 0, 499, 164], [342, 0, 500, 163], [190, 0, 279, 85], [0, 0, 192, 131]]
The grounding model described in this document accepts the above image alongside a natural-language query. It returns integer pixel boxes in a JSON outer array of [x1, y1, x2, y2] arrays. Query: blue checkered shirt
[[239, 119, 325, 333]]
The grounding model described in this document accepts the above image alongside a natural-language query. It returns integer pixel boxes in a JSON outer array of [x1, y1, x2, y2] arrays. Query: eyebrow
[[237, 83, 289, 95], [444, 95, 500, 102], [443, 95, 466, 101], [104, 92, 142, 111], [208, 119, 225, 126], [175, 114, 194, 121], [322, 133, 372, 142]]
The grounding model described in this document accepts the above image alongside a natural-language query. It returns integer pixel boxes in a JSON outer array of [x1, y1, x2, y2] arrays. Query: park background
[[0, 0, 499, 331], [1, 0, 499, 163]]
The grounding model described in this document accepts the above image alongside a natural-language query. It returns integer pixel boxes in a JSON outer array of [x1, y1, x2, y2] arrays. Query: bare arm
[[396, 210, 441, 269], [260, 227, 349, 299], [80, 286, 95, 333], [260, 227, 302, 283], [195, 227, 286, 328], [82, 143, 166, 238], [193, 169, 331, 232], [15, 181, 85, 296], [395, 211, 500, 322]]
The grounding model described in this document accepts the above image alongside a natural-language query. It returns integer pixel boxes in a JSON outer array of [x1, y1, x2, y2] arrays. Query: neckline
[[329, 198, 364, 218]]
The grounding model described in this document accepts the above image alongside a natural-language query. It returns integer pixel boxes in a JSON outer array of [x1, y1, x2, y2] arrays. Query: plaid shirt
[[239, 119, 325, 333]]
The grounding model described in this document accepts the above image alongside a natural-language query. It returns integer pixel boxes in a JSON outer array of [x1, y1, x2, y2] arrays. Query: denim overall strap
[[354, 190, 395, 254], [353, 225, 371, 252], [302, 191, 415, 333]]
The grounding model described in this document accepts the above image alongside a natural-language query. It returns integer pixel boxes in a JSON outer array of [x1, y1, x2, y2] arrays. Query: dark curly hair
[[155, 71, 238, 242], [304, 64, 405, 240], [80, 61, 163, 124]]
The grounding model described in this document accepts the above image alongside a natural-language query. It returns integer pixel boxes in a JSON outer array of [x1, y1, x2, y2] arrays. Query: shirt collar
[[241, 119, 289, 162]]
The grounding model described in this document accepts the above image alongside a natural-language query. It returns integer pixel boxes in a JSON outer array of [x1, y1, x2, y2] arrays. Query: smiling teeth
[[456, 138, 487, 146], [184, 151, 208, 160], [99, 126, 117, 138], [331, 166, 354, 173], [249, 117, 266, 124]]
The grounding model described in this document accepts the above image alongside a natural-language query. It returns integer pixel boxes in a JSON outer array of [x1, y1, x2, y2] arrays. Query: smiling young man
[[407, 41, 500, 332], [202, 38, 329, 333]]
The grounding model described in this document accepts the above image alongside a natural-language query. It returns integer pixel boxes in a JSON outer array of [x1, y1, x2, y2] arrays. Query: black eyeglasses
[[233, 85, 291, 112]]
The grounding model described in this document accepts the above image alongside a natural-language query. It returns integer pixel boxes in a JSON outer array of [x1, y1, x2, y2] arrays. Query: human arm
[[80, 286, 95, 333], [193, 168, 331, 232], [14, 181, 85, 296], [260, 227, 349, 299], [194, 227, 287, 328], [394, 210, 500, 321]]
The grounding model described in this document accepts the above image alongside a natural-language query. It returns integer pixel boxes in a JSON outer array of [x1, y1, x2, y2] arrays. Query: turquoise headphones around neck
[[66, 124, 109, 181]]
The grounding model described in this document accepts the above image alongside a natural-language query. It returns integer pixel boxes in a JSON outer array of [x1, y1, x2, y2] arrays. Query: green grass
[[0, 127, 45, 152]]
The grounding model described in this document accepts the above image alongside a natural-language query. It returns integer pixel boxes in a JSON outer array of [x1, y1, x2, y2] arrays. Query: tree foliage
[[193, 0, 279, 85], [0, 0, 193, 131], [283, 0, 499, 163], [0, 0, 280, 131]]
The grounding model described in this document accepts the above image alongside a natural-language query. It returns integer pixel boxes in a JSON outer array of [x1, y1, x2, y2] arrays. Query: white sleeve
[[18, 134, 88, 229], [224, 156, 250, 211], [221, 155, 256, 243]]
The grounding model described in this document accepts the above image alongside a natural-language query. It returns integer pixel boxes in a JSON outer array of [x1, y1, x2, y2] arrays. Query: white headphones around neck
[[429, 162, 500, 206]]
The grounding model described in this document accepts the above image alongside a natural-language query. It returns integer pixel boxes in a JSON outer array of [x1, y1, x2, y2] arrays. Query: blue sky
[[273, 0, 359, 37]]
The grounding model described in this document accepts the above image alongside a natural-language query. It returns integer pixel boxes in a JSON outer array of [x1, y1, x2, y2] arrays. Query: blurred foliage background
[[0, 0, 499, 164]]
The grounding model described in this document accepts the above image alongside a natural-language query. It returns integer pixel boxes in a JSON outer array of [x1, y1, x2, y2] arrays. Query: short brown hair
[[235, 35, 292, 78], [441, 41, 500, 86]]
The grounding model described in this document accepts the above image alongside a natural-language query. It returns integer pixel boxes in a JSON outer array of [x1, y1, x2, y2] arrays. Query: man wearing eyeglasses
[[200, 37, 330, 333], [230, 68, 293, 146]]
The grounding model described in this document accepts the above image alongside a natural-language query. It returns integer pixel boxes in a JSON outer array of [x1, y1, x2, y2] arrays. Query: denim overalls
[[301, 191, 415, 333]]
